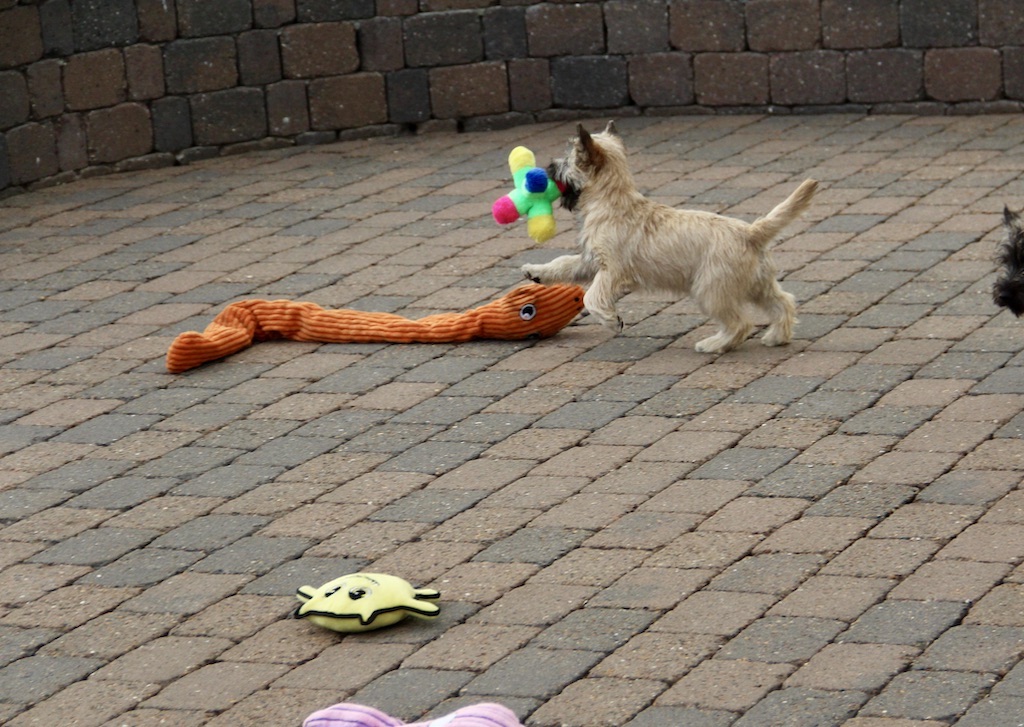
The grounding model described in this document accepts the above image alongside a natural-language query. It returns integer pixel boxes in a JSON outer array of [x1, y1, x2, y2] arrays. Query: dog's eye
[[519, 304, 537, 321]]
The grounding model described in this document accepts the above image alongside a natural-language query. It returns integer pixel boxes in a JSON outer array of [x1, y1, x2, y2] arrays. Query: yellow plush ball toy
[[294, 573, 441, 633]]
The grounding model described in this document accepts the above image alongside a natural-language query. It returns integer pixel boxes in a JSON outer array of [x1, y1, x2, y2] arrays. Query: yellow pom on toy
[[294, 573, 440, 633]]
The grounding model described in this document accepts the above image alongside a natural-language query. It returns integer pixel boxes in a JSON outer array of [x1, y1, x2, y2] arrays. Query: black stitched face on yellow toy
[[294, 572, 441, 633]]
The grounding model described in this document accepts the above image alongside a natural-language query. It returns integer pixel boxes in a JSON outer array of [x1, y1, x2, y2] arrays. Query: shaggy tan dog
[[523, 122, 818, 354]]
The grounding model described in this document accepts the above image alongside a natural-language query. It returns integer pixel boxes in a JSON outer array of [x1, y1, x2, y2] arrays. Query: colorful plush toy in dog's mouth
[[165, 283, 584, 373], [304, 702, 524, 727], [294, 573, 441, 633], [492, 146, 563, 244]]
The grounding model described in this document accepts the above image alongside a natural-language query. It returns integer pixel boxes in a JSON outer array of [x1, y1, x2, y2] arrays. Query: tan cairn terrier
[[523, 122, 818, 354]]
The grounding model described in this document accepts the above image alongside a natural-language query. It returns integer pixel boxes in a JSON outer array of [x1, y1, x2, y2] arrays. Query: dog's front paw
[[521, 264, 544, 284]]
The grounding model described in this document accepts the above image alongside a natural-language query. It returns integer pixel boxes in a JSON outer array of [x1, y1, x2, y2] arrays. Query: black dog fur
[[994, 206, 1024, 317]]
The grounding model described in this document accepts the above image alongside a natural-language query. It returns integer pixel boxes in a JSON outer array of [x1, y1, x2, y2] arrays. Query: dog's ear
[[576, 124, 605, 169], [604, 120, 618, 136], [1005, 206, 1023, 235]]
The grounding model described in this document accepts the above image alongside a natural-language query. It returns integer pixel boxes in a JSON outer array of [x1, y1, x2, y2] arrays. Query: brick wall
[[1, 0, 1023, 196]]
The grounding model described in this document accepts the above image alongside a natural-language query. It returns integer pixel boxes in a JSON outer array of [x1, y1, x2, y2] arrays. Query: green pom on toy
[[492, 146, 562, 244]]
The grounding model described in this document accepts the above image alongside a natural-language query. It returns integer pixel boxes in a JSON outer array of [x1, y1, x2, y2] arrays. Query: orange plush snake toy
[[166, 283, 584, 373]]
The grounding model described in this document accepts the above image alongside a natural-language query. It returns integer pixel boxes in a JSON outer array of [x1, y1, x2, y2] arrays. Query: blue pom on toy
[[492, 146, 562, 244]]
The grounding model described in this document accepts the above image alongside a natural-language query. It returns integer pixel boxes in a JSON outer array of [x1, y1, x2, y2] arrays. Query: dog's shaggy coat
[[523, 122, 818, 353]]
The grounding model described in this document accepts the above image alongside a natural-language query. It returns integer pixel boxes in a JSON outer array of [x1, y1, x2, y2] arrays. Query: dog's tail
[[747, 179, 819, 249]]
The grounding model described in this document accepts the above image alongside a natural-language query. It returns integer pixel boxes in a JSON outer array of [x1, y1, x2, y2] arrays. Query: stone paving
[[1, 113, 1024, 727]]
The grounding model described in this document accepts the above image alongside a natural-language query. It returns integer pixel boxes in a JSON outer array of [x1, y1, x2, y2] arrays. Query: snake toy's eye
[[348, 588, 369, 600], [519, 304, 537, 321]]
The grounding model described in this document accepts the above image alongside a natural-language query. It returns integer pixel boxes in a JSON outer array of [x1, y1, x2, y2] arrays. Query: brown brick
[[267, 80, 308, 136], [359, 16, 403, 72], [770, 50, 845, 106], [822, 0, 899, 49], [254, 0, 296, 28], [980, 0, 1024, 45], [56, 114, 88, 171], [26, 60, 63, 119], [847, 49, 923, 103], [629, 52, 694, 106], [429, 62, 509, 119], [281, 22, 357, 78], [925, 48, 1002, 103], [309, 73, 386, 129], [238, 30, 282, 86], [0, 5, 43, 69], [377, 0, 417, 14], [63, 49, 127, 112], [86, 102, 153, 164], [7, 121, 58, 184], [190, 87, 267, 145], [125, 44, 165, 101], [670, 0, 745, 51], [137, 0, 177, 42], [0, 71, 30, 130], [747, 0, 821, 52], [164, 38, 238, 94], [694, 52, 769, 106], [526, 2, 604, 57], [509, 58, 552, 112]]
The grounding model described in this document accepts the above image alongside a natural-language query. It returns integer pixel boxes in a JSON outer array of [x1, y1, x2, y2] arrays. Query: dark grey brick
[[748, 464, 856, 500], [823, 364, 915, 393], [734, 687, 867, 727], [844, 600, 968, 646], [730, 376, 823, 405], [233, 435, 337, 468], [377, 441, 489, 475], [130, 446, 243, 479], [67, 476, 177, 510], [0, 655, 104, 703], [958, 696, 1024, 727], [371, 489, 488, 524], [972, 367, 1024, 395], [53, 414, 162, 445], [849, 304, 932, 328], [631, 388, 728, 418], [404, 11, 482, 68], [172, 465, 285, 498], [177, 0, 252, 37], [462, 647, 602, 699], [291, 410, 390, 440], [839, 406, 939, 436], [534, 401, 635, 431], [690, 447, 798, 481], [341, 423, 444, 454], [387, 68, 431, 124], [70, 0, 138, 51], [296, 0, 373, 22], [484, 7, 527, 60], [0, 488, 70, 521], [900, 0, 977, 47], [580, 375, 677, 402], [782, 390, 879, 420], [805, 483, 916, 518], [392, 396, 491, 426], [0, 626, 59, 669], [552, 56, 630, 109], [190, 88, 267, 146], [398, 357, 491, 384], [191, 535, 312, 574], [241, 556, 370, 596], [350, 668, 476, 721], [720, 616, 846, 663], [532, 608, 657, 652], [431, 413, 538, 444], [625, 706, 735, 727], [29, 528, 159, 566], [76, 547, 203, 587], [152, 515, 270, 551], [707, 553, 824, 595], [444, 371, 539, 398], [39, 0, 74, 55], [475, 527, 591, 565], [578, 335, 672, 362], [862, 670, 995, 721], [306, 365, 404, 394]]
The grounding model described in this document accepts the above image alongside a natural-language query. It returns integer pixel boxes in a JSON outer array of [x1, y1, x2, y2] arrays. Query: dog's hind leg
[[582, 270, 624, 332], [523, 254, 598, 285], [695, 307, 753, 354], [759, 284, 797, 347]]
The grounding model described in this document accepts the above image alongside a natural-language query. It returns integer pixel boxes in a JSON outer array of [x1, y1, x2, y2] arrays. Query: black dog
[[994, 206, 1024, 316]]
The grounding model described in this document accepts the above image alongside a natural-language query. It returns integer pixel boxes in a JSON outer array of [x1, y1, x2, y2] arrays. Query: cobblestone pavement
[[2, 114, 1024, 727]]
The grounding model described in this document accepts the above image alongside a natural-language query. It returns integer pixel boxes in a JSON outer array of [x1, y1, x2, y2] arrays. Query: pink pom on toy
[[304, 703, 524, 727], [492, 196, 520, 225]]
